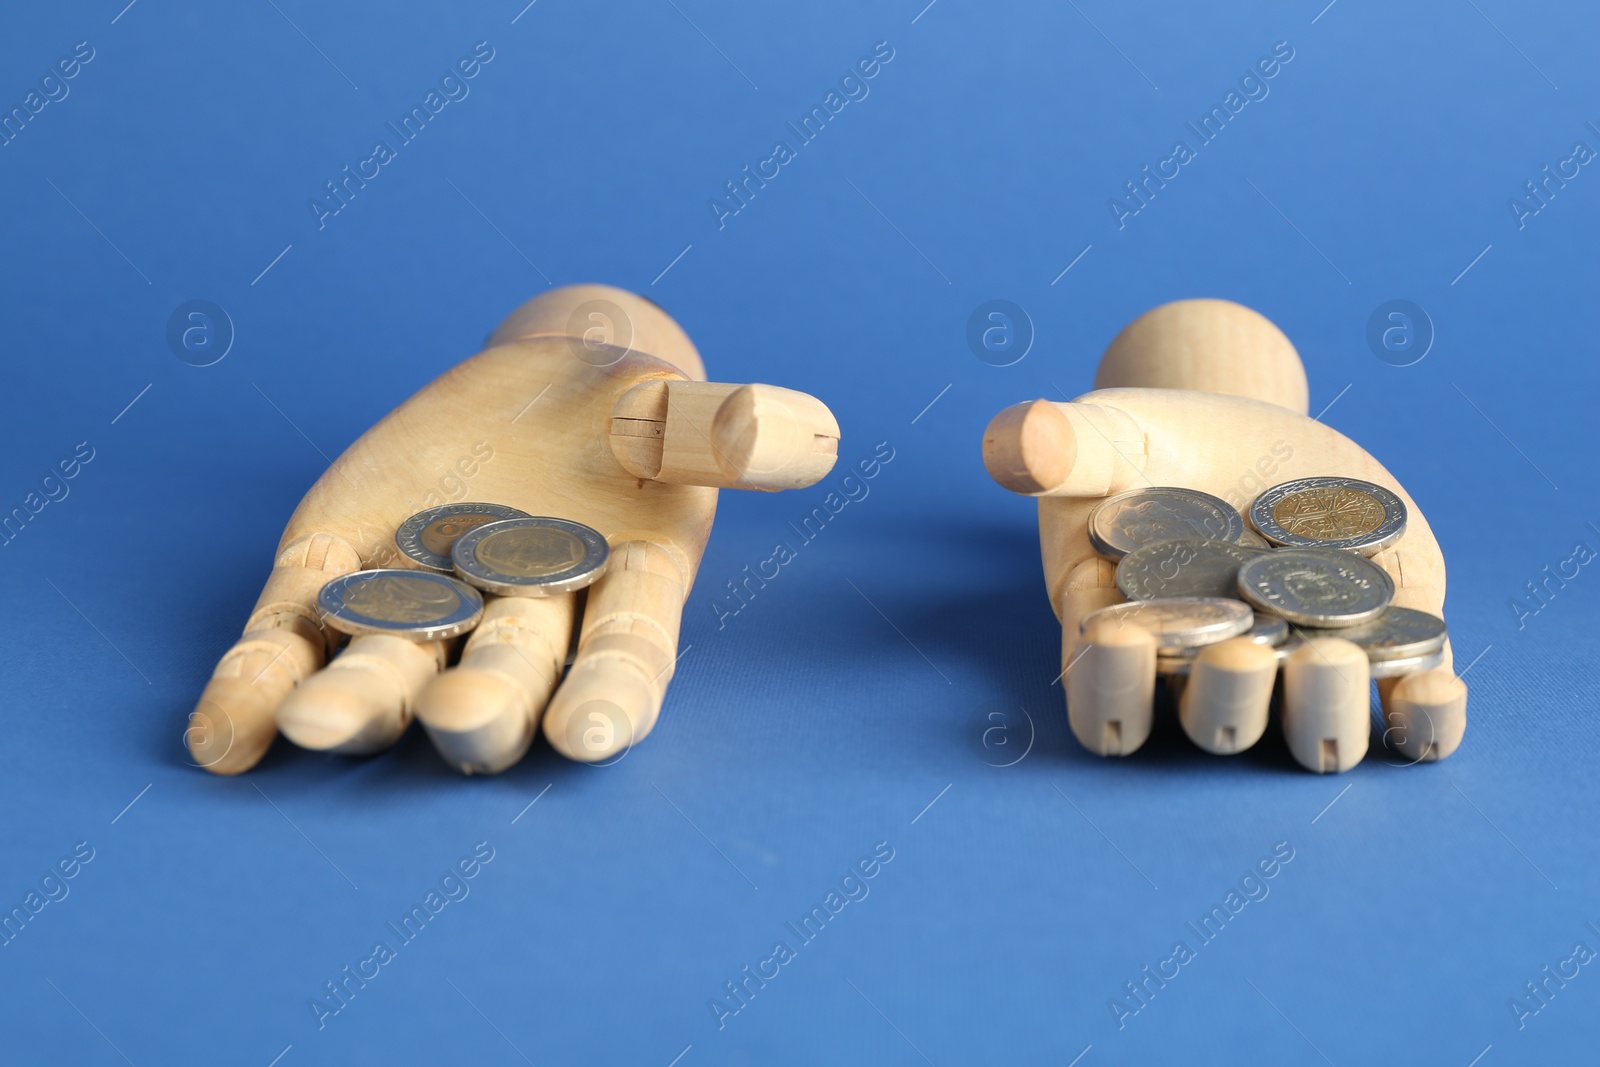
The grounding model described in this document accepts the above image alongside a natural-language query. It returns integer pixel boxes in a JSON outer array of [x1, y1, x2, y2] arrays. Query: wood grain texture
[[983, 297, 1465, 769], [188, 284, 840, 774]]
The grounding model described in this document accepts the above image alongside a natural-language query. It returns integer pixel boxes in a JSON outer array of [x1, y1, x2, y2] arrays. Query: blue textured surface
[[2, 2, 1597, 1064]]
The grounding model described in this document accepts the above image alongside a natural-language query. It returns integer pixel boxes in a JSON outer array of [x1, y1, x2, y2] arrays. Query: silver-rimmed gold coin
[[1080, 596, 1252, 651], [452, 516, 610, 597], [1087, 487, 1246, 560], [1294, 606, 1447, 662], [1237, 547, 1394, 627], [318, 569, 484, 641], [1249, 476, 1407, 556], [396, 502, 532, 572], [1117, 537, 1270, 601]]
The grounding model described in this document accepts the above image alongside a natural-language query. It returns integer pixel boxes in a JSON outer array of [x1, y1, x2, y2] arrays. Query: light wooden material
[[1096, 299, 1309, 414], [1065, 619, 1156, 756], [413, 594, 576, 774], [543, 539, 683, 761], [983, 400, 1144, 498], [1380, 669, 1468, 763], [189, 284, 839, 774], [1179, 638, 1277, 755], [610, 381, 840, 491], [982, 297, 1466, 769], [277, 636, 448, 754], [1282, 638, 1371, 773], [187, 533, 360, 774]]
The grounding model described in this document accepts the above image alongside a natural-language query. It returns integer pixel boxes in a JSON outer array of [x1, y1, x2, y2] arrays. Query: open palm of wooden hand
[[188, 285, 839, 775], [982, 300, 1467, 773]]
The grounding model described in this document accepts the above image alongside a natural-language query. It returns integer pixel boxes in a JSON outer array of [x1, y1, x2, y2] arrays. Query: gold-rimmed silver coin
[[396, 502, 532, 572], [318, 569, 484, 641], [452, 516, 610, 597]]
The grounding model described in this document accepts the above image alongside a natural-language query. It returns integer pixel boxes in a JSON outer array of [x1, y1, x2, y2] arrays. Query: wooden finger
[[276, 635, 447, 755], [543, 540, 684, 762], [187, 532, 361, 775], [1282, 638, 1370, 773], [1065, 618, 1157, 757], [1058, 556, 1124, 668], [1378, 667, 1467, 763], [609, 380, 840, 491], [982, 399, 1145, 498], [1179, 638, 1277, 755], [415, 594, 576, 775]]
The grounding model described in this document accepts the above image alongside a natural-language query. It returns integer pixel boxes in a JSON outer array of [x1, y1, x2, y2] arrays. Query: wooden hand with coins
[[187, 285, 840, 775], [982, 299, 1467, 773]]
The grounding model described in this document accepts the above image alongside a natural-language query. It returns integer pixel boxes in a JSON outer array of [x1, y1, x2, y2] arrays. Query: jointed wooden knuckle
[[213, 630, 321, 689], [252, 532, 364, 653], [983, 400, 1145, 497], [609, 380, 841, 491], [276, 531, 363, 572], [189, 531, 366, 775], [543, 540, 687, 707], [1055, 557, 1120, 649]]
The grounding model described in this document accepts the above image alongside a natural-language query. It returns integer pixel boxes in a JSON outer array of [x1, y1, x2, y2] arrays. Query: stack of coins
[[317, 502, 610, 643], [1082, 478, 1446, 675]]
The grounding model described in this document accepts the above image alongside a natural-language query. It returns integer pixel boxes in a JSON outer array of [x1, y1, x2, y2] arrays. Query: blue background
[[2, 1, 1596, 1064]]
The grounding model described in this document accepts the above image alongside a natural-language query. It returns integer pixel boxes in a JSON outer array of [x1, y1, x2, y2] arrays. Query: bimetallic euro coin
[[396, 502, 532, 572], [1293, 606, 1447, 661], [452, 516, 609, 597], [1237, 547, 1395, 627], [1087, 487, 1246, 561], [1249, 476, 1407, 556], [1080, 596, 1253, 651], [318, 569, 484, 641], [1117, 537, 1269, 601]]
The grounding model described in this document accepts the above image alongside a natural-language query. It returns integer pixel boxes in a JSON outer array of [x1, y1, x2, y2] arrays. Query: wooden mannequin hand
[[982, 300, 1467, 772], [187, 285, 839, 775]]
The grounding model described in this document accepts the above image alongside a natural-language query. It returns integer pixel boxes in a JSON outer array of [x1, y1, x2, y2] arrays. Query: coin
[[1161, 638, 1445, 678], [1369, 648, 1448, 679], [318, 569, 484, 640], [1156, 613, 1289, 674], [1117, 537, 1270, 601], [452, 516, 610, 597], [1235, 527, 1272, 549], [1293, 606, 1447, 661], [1087, 487, 1246, 560], [1249, 476, 1407, 556], [1237, 547, 1395, 627], [396, 502, 532, 572], [1080, 596, 1253, 651]]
